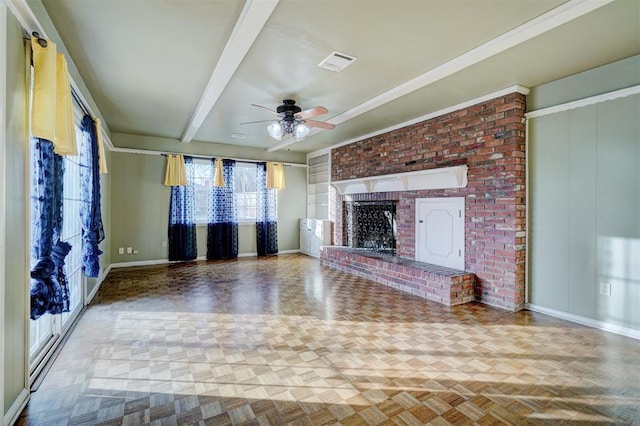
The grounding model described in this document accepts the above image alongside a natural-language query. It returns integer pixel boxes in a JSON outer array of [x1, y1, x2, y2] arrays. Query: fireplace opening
[[344, 201, 397, 255]]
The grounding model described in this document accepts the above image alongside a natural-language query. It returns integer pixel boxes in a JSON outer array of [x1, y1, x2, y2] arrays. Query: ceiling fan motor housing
[[277, 99, 302, 122]]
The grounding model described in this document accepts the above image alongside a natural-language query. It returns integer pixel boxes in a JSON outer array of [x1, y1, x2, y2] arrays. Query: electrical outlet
[[118, 247, 124, 255], [600, 282, 611, 296], [162, 241, 167, 248], [126, 247, 132, 254], [133, 249, 139, 254]]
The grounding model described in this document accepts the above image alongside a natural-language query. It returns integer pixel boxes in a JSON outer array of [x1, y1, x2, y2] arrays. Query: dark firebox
[[344, 201, 397, 255]]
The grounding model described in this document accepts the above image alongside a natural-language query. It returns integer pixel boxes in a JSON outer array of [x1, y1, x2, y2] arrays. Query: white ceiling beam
[[181, 0, 279, 143], [267, 0, 614, 152]]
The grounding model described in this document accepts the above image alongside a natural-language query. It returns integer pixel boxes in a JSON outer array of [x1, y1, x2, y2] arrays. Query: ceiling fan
[[241, 99, 336, 141]]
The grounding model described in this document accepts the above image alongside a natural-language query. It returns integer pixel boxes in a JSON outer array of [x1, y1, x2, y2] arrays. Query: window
[[191, 160, 272, 224], [235, 163, 257, 222], [192, 159, 213, 224], [29, 125, 85, 364]]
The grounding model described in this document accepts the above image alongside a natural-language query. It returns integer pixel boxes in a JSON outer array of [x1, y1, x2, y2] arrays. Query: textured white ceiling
[[42, 0, 639, 153]]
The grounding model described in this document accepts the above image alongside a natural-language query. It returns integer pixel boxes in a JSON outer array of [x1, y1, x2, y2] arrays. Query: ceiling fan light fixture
[[267, 121, 283, 140], [295, 122, 310, 140]]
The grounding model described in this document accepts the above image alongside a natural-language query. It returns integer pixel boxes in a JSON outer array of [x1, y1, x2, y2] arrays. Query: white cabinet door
[[300, 219, 311, 254], [415, 198, 465, 270], [300, 219, 331, 258]]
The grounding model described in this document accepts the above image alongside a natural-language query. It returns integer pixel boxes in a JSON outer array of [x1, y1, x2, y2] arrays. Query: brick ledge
[[320, 246, 476, 306]]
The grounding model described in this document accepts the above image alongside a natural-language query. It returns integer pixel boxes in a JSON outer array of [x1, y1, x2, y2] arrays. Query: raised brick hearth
[[321, 247, 475, 306], [328, 92, 527, 311]]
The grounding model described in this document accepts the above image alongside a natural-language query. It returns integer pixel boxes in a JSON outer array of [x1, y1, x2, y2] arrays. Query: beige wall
[[110, 150, 307, 263], [113, 132, 307, 164], [528, 56, 640, 331], [3, 8, 29, 418]]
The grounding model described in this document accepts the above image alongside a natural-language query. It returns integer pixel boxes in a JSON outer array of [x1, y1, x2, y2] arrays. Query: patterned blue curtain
[[256, 162, 278, 256], [168, 156, 197, 261], [207, 159, 238, 260], [30, 138, 71, 320], [79, 115, 104, 277]]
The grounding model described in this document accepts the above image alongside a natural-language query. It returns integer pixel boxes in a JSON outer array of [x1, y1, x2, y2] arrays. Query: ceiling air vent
[[318, 51, 357, 72]]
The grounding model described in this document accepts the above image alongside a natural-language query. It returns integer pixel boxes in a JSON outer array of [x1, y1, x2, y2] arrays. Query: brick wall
[[330, 93, 526, 311]]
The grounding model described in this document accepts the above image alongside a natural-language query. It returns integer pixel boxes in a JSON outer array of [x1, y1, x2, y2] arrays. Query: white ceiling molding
[[180, 0, 279, 143], [109, 146, 306, 167], [305, 85, 530, 157], [6, 0, 45, 35], [270, 0, 613, 152], [327, 0, 613, 126], [525, 85, 640, 118], [332, 166, 468, 195]]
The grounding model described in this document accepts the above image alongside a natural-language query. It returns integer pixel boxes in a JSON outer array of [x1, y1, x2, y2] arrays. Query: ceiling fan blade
[[296, 106, 328, 120], [251, 103, 280, 116], [239, 119, 276, 125], [305, 119, 336, 130]]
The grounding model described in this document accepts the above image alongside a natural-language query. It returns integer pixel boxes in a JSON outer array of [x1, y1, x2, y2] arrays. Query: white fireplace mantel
[[331, 165, 468, 194]]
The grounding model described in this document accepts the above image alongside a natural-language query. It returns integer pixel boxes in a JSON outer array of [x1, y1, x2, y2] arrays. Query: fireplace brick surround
[[321, 247, 476, 306], [325, 92, 527, 311]]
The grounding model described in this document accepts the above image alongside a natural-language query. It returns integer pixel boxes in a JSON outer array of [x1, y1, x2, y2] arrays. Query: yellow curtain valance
[[30, 37, 77, 156], [266, 162, 286, 190], [164, 154, 187, 186], [213, 158, 225, 187], [95, 118, 108, 174]]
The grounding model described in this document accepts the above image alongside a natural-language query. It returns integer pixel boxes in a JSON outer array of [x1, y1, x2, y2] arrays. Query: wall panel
[[529, 93, 639, 331]]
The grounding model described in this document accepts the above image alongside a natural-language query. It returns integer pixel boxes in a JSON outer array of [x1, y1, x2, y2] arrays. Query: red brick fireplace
[[327, 92, 527, 311]]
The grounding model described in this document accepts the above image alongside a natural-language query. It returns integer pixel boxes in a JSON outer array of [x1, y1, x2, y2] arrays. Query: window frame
[[191, 158, 213, 225], [234, 162, 258, 224], [191, 159, 269, 225]]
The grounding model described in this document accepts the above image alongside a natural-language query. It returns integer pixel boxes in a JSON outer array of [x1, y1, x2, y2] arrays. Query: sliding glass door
[[29, 125, 86, 374]]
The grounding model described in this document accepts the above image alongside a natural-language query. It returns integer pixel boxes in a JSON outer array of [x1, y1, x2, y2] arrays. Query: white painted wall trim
[[273, 0, 614, 152], [526, 85, 640, 118], [111, 259, 173, 269], [110, 145, 307, 167], [3, 388, 29, 426], [278, 249, 301, 255], [109, 249, 300, 270], [181, 0, 279, 143], [85, 264, 112, 305], [526, 303, 640, 341], [0, 1, 7, 419], [110, 251, 301, 269]]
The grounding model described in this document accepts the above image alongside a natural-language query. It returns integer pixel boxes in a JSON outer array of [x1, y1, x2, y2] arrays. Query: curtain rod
[[160, 152, 306, 168], [27, 32, 94, 120]]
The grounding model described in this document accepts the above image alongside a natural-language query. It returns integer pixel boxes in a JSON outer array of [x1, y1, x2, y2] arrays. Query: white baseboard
[[85, 264, 112, 305], [110, 250, 301, 269], [110, 259, 172, 269], [526, 303, 640, 341], [239, 250, 301, 257], [278, 249, 301, 255], [238, 252, 257, 258], [4, 388, 29, 426]]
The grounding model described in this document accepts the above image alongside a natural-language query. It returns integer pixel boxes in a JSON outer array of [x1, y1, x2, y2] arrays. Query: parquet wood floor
[[17, 254, 640, 425]]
